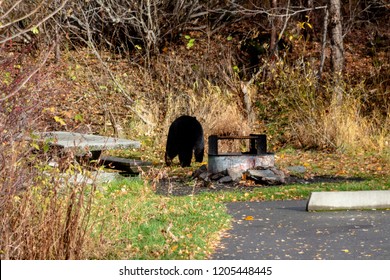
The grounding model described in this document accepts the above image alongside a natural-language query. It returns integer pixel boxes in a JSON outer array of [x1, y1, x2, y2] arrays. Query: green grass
[[198, 177, 390, 203], [86, 173, 389, 260], [88, 177, 230, 259]]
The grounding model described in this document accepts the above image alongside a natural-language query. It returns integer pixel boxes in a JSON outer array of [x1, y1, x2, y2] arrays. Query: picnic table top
[[37, 131, 141, 152]]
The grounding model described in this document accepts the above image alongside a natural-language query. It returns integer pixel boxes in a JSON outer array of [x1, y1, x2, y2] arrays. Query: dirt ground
[[154, 175, 365, 196]]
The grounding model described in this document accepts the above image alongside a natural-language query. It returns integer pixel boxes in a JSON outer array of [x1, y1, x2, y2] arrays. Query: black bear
[[165, 115, 204, 167]]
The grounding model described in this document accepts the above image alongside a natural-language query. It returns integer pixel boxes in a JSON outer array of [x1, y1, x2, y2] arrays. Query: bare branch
[[0, 1, 44, 29], [0, 1, 23, 21], [278, 0, 292, 41], [75, 6, 154, 126], [0, 0, 69, 44], [0, 45, 54, 102]]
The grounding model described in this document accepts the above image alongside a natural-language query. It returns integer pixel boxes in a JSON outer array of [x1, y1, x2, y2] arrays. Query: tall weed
[[0, 116, 97, 259], [0, 49, 97, 259]]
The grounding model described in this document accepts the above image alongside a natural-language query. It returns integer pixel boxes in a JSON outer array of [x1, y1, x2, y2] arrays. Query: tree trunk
[[269, 0, 278, 56], [328, 0, 345, 104], [318, 6, 329, 80]]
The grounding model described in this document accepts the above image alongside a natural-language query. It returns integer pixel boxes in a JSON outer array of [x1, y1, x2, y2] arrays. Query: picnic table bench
[[37, 131, 151, 173]]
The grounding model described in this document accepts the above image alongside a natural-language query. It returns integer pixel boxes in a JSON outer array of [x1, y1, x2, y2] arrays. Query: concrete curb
[[306, 190, 390, 211]]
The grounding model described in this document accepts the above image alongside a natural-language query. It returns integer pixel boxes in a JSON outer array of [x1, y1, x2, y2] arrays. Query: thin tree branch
[[0, 0, 69, 44], [278, 0, 291, 41], [76, 7, 154, 126], [0, 45, 54, 102], [0, 0, 23, 21], [0, 1, 44, 29]]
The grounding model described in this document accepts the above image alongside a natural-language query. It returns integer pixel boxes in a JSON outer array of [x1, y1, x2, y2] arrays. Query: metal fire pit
[[208, 134, 275, 174]]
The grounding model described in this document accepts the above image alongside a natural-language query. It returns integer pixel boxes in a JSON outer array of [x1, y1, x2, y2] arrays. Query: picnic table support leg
[[90, 150, 102, 160]]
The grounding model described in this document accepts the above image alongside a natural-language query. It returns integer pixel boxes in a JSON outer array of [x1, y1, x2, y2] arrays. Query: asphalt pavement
[[211, 200, 390, 260]]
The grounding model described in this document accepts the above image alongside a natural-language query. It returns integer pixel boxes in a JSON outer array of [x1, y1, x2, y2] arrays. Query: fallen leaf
[[244, 216, 254, 221]]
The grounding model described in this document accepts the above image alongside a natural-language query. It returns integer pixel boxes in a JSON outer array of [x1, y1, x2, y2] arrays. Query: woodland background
[[0, 0, 389, 259]]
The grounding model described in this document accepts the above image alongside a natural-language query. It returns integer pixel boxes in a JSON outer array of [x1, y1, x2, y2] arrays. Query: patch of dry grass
[[261, 61, 389, 156], [323, 96, 390, 154], [0, 141, 97, 259]]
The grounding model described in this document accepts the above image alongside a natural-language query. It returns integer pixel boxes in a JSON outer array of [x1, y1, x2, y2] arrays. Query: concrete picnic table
[[37, 131, 141, 160], [35, 131, 151, 174], [36, 131, 149, 173]]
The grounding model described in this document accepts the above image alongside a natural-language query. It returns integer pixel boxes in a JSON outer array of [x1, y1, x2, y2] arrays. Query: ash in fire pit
[[194, 134, 285, 185]]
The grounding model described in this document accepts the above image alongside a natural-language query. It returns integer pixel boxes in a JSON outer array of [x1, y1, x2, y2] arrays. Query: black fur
[[165, 115, 204, 167]]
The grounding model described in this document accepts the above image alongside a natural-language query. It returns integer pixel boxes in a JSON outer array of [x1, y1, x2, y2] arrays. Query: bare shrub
[[0, 0, 68, 48], [0, 115, 97, 260], [63, 0, 210, 60], [1, 164, 97, 259], [0, 47, 97, 260]]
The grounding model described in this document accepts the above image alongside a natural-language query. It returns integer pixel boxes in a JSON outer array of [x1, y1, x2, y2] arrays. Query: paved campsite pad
[[211, 200, 390, 260]]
